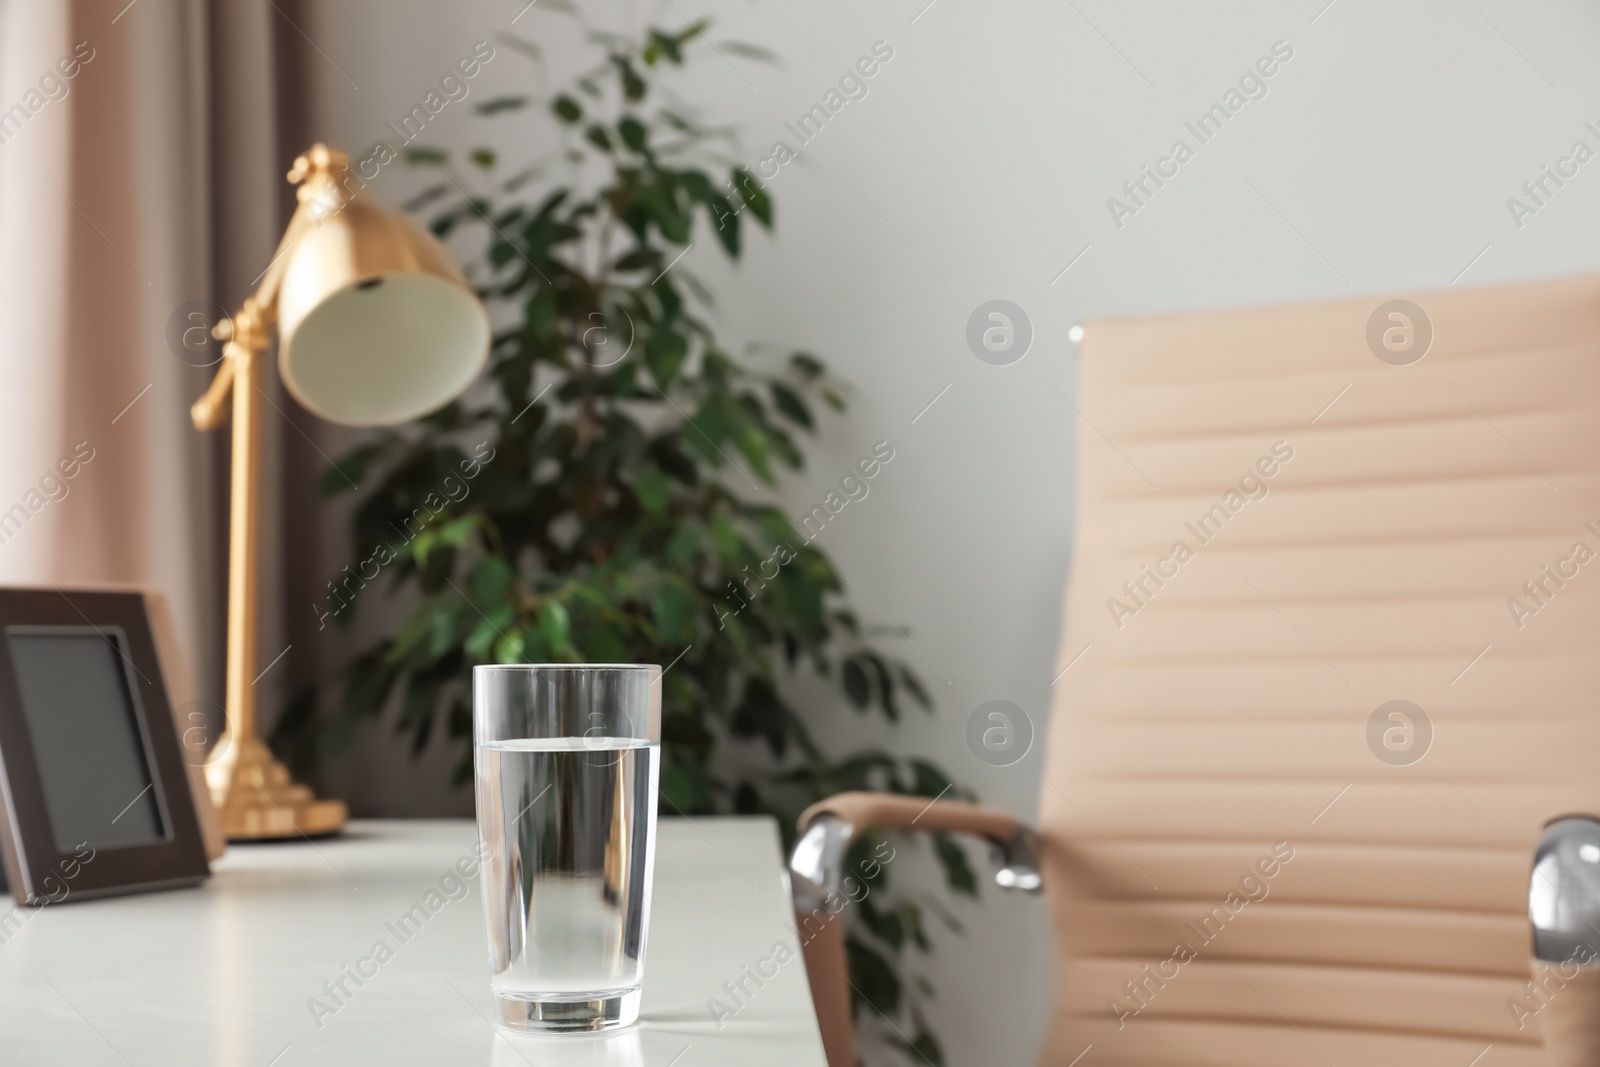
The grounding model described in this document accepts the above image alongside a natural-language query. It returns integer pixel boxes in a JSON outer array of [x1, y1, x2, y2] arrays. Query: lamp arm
[[190, 358, 234, 429], [187, 199, 315, 431]]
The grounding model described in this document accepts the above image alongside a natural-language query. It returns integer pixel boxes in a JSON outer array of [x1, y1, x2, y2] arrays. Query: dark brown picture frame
[[0, 588, 209, 905]]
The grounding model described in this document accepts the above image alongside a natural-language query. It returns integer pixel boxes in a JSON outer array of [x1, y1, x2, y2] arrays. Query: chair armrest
[[787, 792, 1042, 1067], [800, 790, 1025, 841], [794, 791, 1043, 899]]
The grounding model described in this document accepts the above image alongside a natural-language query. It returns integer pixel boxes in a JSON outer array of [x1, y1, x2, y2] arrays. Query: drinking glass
[[474, 664, 661, 1033]]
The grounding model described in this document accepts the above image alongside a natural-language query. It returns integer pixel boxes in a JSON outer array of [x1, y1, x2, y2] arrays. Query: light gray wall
[[283, 2, 1600, 1062]]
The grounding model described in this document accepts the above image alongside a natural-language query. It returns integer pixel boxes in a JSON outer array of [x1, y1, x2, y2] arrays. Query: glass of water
[[474, 664, 661, 1033]]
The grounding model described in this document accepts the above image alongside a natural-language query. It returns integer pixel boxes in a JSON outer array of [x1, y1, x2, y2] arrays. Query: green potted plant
[[277, 16, 975, 1063]]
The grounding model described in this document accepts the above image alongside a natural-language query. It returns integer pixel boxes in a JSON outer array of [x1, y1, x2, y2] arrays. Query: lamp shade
[[276, 197, 490, 428]]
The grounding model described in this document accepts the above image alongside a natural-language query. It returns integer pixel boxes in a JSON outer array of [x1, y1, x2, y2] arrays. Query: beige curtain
[[0, 0, 286, 724]]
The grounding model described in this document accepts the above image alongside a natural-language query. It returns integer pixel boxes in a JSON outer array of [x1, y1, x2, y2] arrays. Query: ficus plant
[[273, 14, 976, 1064]]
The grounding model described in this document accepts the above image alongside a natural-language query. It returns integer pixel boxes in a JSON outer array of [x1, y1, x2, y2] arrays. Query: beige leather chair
[[793, 273, 1600, 1065]]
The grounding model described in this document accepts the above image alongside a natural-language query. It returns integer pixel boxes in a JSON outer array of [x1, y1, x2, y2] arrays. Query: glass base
[[493, 988, 641, 1033]]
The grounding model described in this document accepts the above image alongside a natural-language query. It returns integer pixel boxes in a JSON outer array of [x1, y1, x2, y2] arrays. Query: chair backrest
[[1042, 273, 1600, 1066]]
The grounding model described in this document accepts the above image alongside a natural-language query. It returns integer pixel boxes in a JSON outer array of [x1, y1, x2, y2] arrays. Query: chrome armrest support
[[790, 815, 855, 914], [994, 826, 1043, 893], [1533, 816, 1600, 966]]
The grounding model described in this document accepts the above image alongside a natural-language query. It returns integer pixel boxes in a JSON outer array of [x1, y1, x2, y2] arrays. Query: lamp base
[[206, 735, 347, 840]]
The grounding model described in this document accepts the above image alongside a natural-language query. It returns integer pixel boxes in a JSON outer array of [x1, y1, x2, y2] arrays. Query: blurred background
[[4, 1, 1600, 1062]]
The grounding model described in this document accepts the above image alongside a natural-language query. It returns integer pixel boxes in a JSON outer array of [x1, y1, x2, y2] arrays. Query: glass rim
[[472, 663, 661, 672]]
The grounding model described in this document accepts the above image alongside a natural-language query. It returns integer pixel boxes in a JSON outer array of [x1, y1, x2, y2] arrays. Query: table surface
[[0, 818, 829, 1066]]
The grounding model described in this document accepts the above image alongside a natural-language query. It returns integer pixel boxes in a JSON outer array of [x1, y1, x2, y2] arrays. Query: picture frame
[[0, 587, 212, 904]]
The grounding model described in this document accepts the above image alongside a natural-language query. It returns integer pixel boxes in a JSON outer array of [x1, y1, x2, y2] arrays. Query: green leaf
[[402, 184, 451, 213], [899, 665, 932, 710], [710, 518, 741, 561], [584, 124, 613, 152], [493, 629, 528, 663], [465, 613, 504, 658], [706, 193, 739, 255], [552, 95, 583, 124], [539, 600, 571, 653], [418, 545, 455, 593], [659, 759, 716, 813], [865, 653, 898, 721], [502, 163, 549, 192], [636, 464, 670, 514], [645, 328, 689, 387], [719, 41, 779, 63], [846, 940, 901, 1015], [612, 248, 659, 272], [900, 901, 930, 952], [737, 430, 771, 481], [842, 658, 870, 709], [933, 833, 979, 897], [426, 601, 459, 658], [703, 349, 733, 388], [859, 897, 905, 950], [611, 56, 646, 101], [618, 116, 648, 154], [731, 167, 772, 227], [653, 580, 695, 644], [729, 679, 794, 758], [892, 1024, 946, 1067], [790, 352, 825, 380], [404, 146, 447, 165], [322, 442, 387, 494], [643, 24, 702, 66], [388, 610, 434, 663], [909, 760, 955, 802], [470, 555, 513, 603], [666, 524, 700, 565], [411, 529, 439, 566], [476, 96, 527, 115], [660, 109, 696, 132], [769, 383, 812, 429], [470, 148, 496, 170]]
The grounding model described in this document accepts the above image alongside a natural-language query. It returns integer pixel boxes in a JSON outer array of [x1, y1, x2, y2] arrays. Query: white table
[[0, 818, 829, 1066]]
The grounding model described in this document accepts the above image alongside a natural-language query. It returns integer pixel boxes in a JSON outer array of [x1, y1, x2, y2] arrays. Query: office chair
[[793, 273, 1600, 1065]]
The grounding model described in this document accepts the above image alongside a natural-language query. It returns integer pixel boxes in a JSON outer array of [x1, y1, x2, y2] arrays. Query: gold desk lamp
[[190, 144, 490, 839]]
